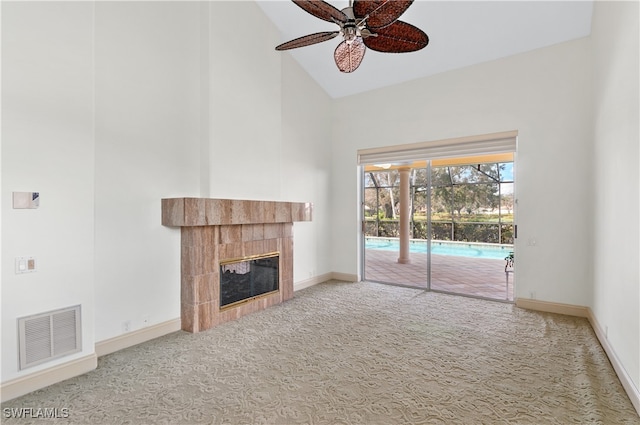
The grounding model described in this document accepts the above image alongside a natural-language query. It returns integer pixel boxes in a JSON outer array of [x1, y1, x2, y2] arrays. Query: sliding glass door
[[428, 160, 514, 300], [362, 156, 515, 301], [363, 168, 430, 287]]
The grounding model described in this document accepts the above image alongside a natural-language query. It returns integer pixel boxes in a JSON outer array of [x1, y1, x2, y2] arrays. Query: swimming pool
[[365, 238, 513, 260]]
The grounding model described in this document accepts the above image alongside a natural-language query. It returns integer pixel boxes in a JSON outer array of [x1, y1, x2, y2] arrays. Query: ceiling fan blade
[[334, 38, 366, 73], [275, 31, 340, 51], [363, 20, 428, 53], [353, 0, 413, 30], [292, 0, 349, 24]]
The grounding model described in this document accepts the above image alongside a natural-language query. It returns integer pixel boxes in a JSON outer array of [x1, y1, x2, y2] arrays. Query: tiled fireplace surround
[[162, 198, 312, 333]]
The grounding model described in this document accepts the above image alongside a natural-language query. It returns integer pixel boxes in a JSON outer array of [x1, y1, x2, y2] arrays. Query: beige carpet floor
[[2, 281, 638, 424]]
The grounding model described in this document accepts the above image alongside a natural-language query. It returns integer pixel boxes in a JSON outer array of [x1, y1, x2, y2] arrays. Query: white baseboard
[[1, 354, 97, 403], [294, 272, 358, 292], [516, 298, 639, 416], [95, 318, 182, 357], [515, 298, 589, 317], [586, 308, 640, 416], [294, 273, 333, 292], [330, 272, 358, 282]]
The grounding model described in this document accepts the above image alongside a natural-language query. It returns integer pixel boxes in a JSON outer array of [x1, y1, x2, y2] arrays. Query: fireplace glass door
[[220, 253, 279, 308]]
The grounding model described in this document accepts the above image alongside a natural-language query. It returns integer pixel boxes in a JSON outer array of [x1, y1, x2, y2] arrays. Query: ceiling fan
[[275, 0, 429, 73]]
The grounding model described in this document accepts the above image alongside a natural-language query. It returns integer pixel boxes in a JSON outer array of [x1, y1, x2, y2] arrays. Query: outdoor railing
[[364, 219, 514, 245]]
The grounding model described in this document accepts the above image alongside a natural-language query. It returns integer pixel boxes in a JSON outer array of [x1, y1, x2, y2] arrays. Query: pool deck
[[365, 249, 514, 301]]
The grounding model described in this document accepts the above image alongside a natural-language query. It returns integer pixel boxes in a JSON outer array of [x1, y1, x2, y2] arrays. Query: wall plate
[[13, 192, 40, 209], [15, 257, 37, 274]]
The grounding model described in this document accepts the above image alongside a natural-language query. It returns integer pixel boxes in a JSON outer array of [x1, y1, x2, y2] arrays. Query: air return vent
[[18, 305, 82, 370]]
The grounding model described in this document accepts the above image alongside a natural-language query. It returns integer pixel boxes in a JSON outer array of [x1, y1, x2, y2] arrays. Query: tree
[[365, 162, 512, 242]]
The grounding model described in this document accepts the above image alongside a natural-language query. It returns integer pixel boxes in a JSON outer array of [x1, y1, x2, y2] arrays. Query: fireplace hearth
[[162, 198, 312, 333]]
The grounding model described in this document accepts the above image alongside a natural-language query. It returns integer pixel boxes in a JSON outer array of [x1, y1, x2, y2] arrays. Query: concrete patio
[[364, 249, 514, 301]]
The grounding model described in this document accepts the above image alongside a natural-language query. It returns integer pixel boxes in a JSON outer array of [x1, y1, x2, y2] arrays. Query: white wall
[[2, 0, 334, 389], [208, 1, 333, 283], [331, 37, 594, 307], [2, 2, 96, 382], [209, 1, 282, 201], [591, 0, 639, 393], [93, 2, 202, 342], [280, 54, 333, 283]]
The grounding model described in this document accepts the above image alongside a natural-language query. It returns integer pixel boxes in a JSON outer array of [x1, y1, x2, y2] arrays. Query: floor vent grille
[[18, 305, 82, 370]]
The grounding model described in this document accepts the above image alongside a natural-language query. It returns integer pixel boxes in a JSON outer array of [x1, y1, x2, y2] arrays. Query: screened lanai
[[362, 153, 515, 301]]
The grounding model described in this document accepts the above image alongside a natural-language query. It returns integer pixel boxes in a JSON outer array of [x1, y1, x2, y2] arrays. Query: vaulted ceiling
[[257, 1, 594, 98]]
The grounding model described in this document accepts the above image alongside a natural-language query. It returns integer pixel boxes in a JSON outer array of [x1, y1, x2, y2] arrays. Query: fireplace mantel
[[162, 198, 312, 333], [162, 198, 312, 227]]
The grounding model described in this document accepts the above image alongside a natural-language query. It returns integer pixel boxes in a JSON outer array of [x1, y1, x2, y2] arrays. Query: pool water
[[366, 238, 512, 260]]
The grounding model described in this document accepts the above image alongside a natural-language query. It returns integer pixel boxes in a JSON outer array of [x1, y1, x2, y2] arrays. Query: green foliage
[[364, 162, 514, 244]]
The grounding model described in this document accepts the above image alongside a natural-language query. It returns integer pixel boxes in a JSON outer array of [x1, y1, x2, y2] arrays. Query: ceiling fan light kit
[[275, 0, 429, 73]]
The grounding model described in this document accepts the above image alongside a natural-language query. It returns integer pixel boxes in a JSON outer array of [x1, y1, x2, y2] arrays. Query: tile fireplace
[[161, 198, 312, 333]]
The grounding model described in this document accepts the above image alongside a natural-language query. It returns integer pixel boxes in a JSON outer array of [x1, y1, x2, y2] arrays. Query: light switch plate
[[13, 192, 39, 209], [15, 257, 37, 274]]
